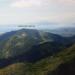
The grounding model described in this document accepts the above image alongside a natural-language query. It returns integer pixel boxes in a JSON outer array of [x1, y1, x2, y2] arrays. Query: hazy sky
[[0, 0, 75, 27]]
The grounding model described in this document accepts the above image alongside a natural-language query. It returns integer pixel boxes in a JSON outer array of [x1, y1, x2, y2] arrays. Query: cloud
[[53, 0, 75, 5], [10, 0, 75, 12], [0, 0, 75, 26], [11, 0, 42, 8]]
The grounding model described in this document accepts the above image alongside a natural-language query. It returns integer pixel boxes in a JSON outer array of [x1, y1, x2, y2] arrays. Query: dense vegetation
[[0, 29, 74, 75]]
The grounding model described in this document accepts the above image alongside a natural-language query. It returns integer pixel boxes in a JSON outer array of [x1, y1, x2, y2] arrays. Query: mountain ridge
[[0, 28, 74, 75]]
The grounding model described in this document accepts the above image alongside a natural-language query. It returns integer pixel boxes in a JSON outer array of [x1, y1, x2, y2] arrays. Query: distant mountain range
[[0, 28, 75, 75], [41, 27, 75, 37]]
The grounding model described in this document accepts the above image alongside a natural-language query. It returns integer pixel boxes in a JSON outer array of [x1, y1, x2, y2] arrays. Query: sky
[[0, 0, 75, 32]]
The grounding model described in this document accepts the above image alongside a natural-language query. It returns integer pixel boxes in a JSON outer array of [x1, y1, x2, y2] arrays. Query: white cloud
[[11, 0, 42, 8], [53, 0, 75, 5], [0, 0, 75, 26], [62, 0, 75, 4]]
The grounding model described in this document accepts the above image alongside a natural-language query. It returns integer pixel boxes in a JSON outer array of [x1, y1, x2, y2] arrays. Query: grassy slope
[[0, 44, 75, 75]]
